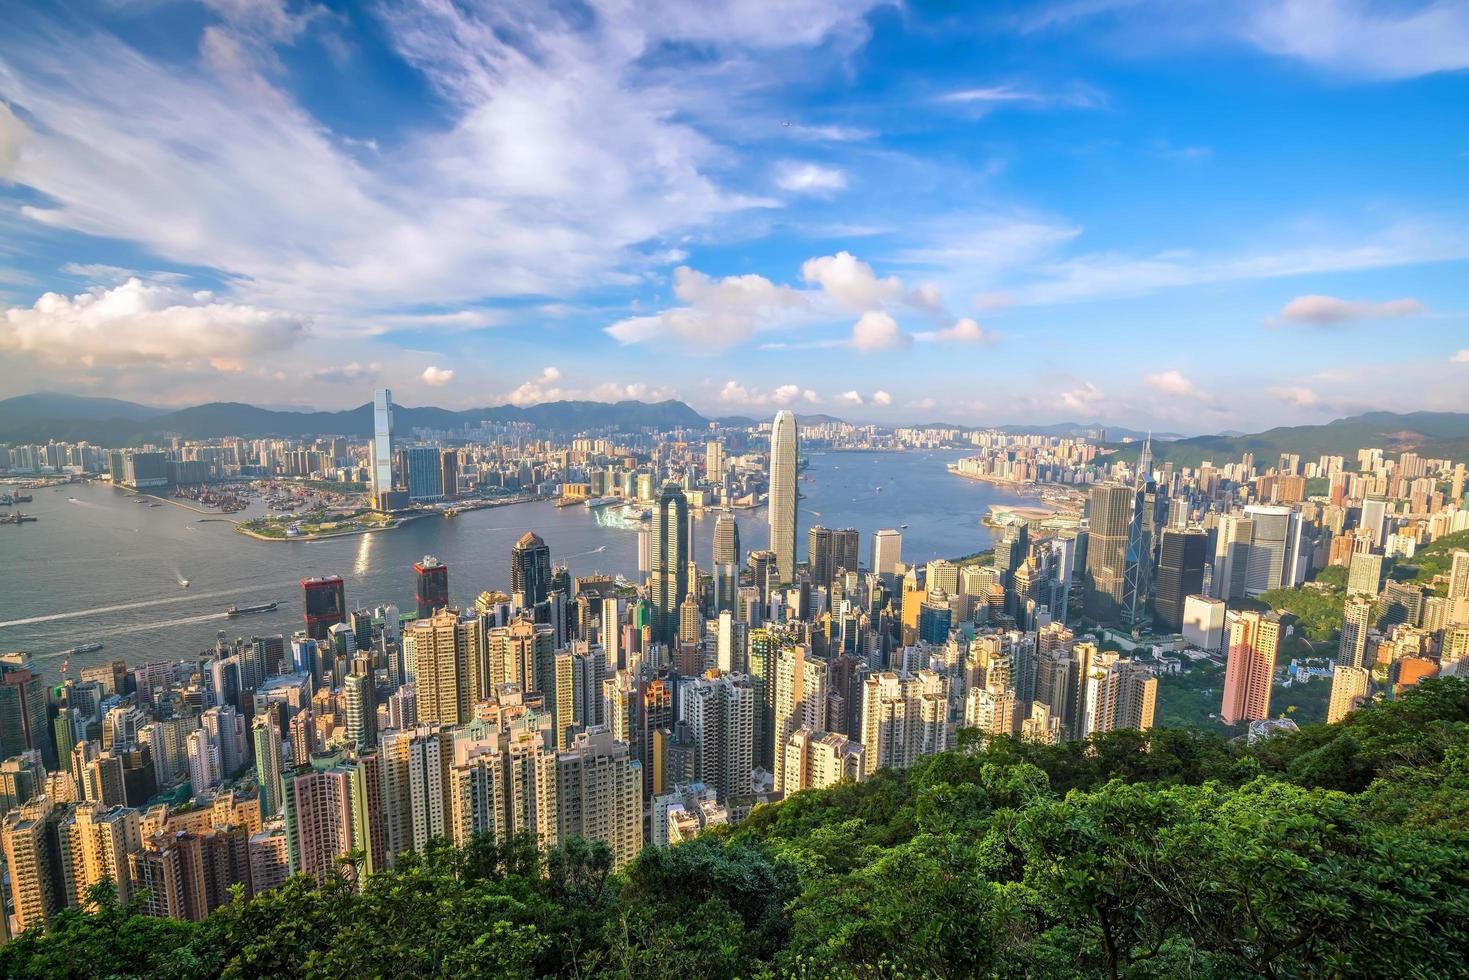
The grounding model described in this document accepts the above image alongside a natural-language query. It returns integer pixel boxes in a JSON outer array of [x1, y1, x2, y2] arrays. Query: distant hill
[[1108, 412, 1469, 468], [0, 392, 710, 444]]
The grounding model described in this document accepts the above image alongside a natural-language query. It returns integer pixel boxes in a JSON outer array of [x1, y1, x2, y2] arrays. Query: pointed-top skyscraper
[[768, 410, 799, 585]]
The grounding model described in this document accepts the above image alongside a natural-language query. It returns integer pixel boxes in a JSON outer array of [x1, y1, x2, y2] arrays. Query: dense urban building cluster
[[2, 388, 1468, 946]]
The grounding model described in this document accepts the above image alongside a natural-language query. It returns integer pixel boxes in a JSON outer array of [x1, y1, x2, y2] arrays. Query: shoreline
[[233, 492, 550, 542]]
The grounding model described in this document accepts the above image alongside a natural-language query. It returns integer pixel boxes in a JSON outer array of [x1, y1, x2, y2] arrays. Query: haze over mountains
[[3, 392, 1469, 466]]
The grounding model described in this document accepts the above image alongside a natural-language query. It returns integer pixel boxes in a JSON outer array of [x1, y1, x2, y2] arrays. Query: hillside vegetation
[[4, 678, 1469, 978]]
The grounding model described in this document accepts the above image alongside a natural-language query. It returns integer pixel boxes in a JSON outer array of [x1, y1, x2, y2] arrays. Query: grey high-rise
[[1084, 484, 1134, 625], [713, 511, 741, 615], [511, 532, 553, 610], [651, 482, 690, 647], [768, 410, 799, 585]]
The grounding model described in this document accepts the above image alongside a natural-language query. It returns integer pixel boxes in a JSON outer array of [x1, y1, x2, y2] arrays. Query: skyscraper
[[555, 729, 643, 871], [651, 482, 689, 647], [407, 609, 478, 727], [1083, 484, 1133, 625], [684, 671, 755, 804], [768, 410, 799, 585], [510, 532, 553, 612], [871, 529, 902, 582], [370, 388, 394, 510], [1153, 528, 1207, 633], [253, 714, 284, 820], [413, 555, 450, 619], [713, 510, 741, 615], [0, 655, 56, 770], [1242, 505, 1295, 596], [301, 576, 346, 643], [1338, 596, 1373, 670], [1220, 610, 1280, 725], [1327, 665, 1370, 724]]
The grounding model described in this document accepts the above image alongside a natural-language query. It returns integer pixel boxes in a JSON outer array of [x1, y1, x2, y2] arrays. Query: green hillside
[[5, 678, 1469, 978], [1108, 411, 1469, 469]]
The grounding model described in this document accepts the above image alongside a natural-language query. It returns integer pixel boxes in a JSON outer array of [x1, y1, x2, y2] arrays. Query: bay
[[0, 449, 1028, 673]]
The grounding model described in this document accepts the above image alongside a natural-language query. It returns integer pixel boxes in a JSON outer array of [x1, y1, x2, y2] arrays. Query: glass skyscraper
[[370, 388, 394, 509], [768, 410, 798, 585]]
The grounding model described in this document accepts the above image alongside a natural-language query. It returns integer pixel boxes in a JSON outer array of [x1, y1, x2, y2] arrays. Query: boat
[[148, 503, 162, 508], [899, 523, 909, 529], [227, 601, 279, 618], [179, 578, 190, 589], [63, 642, 104, 656]]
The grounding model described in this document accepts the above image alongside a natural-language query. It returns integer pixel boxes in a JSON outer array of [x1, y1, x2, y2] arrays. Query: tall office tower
[[402, 446, 444, 502], [651, 482, 690, 647], [1153, 528, 1207, 633], [745, 629, 778, 771], [1242, 505, 1295, 596], [600, 596, 623, 669], [684, 671, 755, 803], [747, 550, 777, 608], [439, 448, 459, 500], [343, 672, 376, 751], [253, 715, 284, 820], [59, 803, 142, 906], [555, 728, 643, 871], [1210, 514, 1254, 601], [1448, 550, 1469, 601], [1338, 597, 1373, 670], [1327, 666, 1370, 724], [1347, 551, 1385, 597], [1360, 495, 1388, 546], [370, 387, 394, 510], [511, 532, 553, 611], [1220, 610, 1281, 725], [301, 576, 346, 643], [1084, 484, 1133, 624], [871, 529, 902, 581], [768, 410, 799, 585], [407, 608, 478, 727], [780, 728, 865, 793], [1079, 652, 1158, 735], [705, 439, 724, 480], [808, 526, 833, 592], [858, 670, 949, 776], [413, 555, 450, 619], [3, 797, 63, 932], [380, 725, 454, 861], [713, 511, 741, 614], [0, 655, 57, 769]]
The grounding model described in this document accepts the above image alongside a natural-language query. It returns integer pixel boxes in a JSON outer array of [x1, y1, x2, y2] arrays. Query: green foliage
[[6, 681, 1469, 978]]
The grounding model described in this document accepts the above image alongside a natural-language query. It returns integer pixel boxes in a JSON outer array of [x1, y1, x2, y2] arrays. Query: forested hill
[[5, 678, 1469, 978]]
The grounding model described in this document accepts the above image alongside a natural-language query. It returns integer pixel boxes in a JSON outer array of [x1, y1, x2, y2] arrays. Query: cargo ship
[[63, 642, 104, 656], [227, 601, 278, 618]]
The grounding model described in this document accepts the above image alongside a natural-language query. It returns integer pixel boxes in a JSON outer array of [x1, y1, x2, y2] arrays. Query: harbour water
[[0, 450, 1029, 672]]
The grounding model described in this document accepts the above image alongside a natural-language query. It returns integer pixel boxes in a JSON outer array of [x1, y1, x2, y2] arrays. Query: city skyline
[[0, 2, 1466, 430]]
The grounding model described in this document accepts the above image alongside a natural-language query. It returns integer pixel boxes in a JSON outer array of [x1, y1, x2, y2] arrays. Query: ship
[[63, 642, 104, 656], [179, 578, 190, 589], [227, 601, 279, 618]]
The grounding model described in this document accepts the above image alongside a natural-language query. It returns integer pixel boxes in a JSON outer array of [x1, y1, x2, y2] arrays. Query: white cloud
[[908, 397, 937, 411], [839, 390, 864, 405], [916, 316, 991, 343], [801, 251, 904, 311], [936, 82, 1104, 109], [504, 367, 564, 405], [605, 267, 807, 348], [0, 277, 308, 371], [774, 161, 848, 195], [1143, 369, 1200, 397], [1275, 294, 1423, 325], [1245, 0, 1469, 79], [1268, 385, 1321, 408], [310, 361, 379, 384], [871, 390, 892, 406], [421, 365, 456, 387], [1058, 382, 1105, 416], [716, 380, 812, 408], [1451, 350, 1469, 363], [850, 310, 910, 352], [590, 381, 678, 402]]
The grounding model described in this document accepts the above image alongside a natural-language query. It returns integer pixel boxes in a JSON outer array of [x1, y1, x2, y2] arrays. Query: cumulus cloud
[[1244, 0, 1469, 80], [1453, 350, 1469, 363], [589, 381, 678, 402], [605, 267, 806, 348], [850, 310, 911, 352], [908, 397, 937, 411], [839, 390, 864, 405], [1268, 385, 1321, 408], [310, 361, 379, 384], [717, 380, 814, 407], [774, 161, 847, 195], [1143, 369, 1201, 397], [871, 390, 892, 406], [1276, 294, 1423, 325], [0, 277, 308, 371], [801, 251, 904, 311], [1058, 382, 1105, 416], [421, 365, 456, 387]]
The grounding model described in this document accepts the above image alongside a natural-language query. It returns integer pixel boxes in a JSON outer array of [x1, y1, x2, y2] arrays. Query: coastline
[[232, 492, 550, 542]]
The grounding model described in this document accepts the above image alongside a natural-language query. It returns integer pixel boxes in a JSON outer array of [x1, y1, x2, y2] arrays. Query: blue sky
[[0, 0, 1466, 432]]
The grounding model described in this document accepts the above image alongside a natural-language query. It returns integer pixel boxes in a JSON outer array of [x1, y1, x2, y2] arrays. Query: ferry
[[63, 642, 104, 656], [179, 578, 190, 589], [584, 497, 619, 509], [227, 601, 279, 618]]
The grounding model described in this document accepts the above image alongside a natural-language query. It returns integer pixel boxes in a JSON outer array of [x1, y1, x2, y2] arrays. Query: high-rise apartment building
[[779, 728, 864, 793], [380, 725, 454, 862], [1327, 666, 1370, 724], [253, 714, 284, 820], [1220, 610, 1281, 725], [407, 609, 479, 727], [684, 671, 755, 803], [555, 729, 643, 871], [768, 410, 799, 585], [858, 670, 948, 776], [1339, 597, 1373, 670]]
